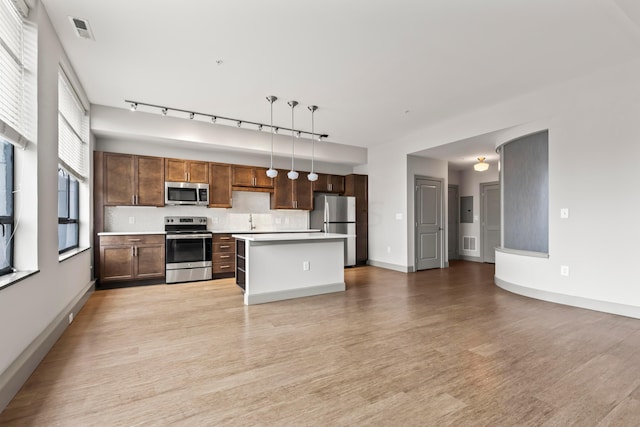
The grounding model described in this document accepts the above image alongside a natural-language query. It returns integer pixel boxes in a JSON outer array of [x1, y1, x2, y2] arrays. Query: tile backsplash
[[104, 191, 309, 232]]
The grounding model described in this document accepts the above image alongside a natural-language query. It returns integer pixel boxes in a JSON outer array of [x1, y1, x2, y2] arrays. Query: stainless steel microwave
[[165, 182, 209, 206]]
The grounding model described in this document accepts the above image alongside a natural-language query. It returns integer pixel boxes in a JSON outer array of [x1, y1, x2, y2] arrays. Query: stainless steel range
[[165, 216, 212, 284]]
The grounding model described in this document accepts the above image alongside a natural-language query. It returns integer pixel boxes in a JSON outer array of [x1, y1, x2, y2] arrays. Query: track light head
[[189, 112, 195, 119], [161, 108, 168, 116], [274, 127, 279, 134], [237, 121, 242, 128], [296, 131, 301, 138], [258, 124, 263, 131], [130, 102, 137, 111], [211, 116, 217, 124]]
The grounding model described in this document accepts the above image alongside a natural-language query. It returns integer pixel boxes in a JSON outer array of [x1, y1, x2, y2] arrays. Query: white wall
[[0, 0, 93, 384], [368, 58, 640, 315]]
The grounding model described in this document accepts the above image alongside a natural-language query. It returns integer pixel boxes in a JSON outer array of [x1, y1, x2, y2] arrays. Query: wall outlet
[[68, 312, 74, 324], [303, 261, 310, 271], [128, 216, 135, 224], [560, 208, 569, 219], [560, 265, 570, 276], [395, 213, 403, 220], [284, 217, 290, 225], [275, 217, 282, 225], [212, 217, 219, 224]]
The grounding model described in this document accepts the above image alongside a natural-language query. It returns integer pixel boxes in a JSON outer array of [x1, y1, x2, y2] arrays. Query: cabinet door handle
[[132, 195, 135, 205], [128, 238, 141, 242], [131, 247, 135, 257]]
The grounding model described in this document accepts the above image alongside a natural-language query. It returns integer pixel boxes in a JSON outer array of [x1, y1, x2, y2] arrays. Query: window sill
[[59, 246, 90, 262], [0, 270, 39, 291]]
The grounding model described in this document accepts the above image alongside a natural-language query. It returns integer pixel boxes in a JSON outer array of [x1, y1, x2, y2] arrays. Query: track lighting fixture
[[287, 100, 299, 180], [258, 124, 263, 131], [124, 99, 328, 139], [307, 105, 319, 182], [266, 96, 278, 179]]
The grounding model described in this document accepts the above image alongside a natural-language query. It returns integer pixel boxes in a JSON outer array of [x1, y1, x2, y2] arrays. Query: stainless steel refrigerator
[[310, 194, 356, 267]]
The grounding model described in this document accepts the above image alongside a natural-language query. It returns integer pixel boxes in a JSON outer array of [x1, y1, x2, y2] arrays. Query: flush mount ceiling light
[[474, 157, 490, 172], [287, 101, 299, 180], [307, 105, 319, 182], [266, 96, 278, 179]]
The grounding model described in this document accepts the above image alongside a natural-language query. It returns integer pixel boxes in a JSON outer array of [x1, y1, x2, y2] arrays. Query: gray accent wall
[[502, 131, 549, 253]]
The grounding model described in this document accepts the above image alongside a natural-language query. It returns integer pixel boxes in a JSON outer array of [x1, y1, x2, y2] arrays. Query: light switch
[[560, 208, 569, 219], [395, 213, 403, 220]]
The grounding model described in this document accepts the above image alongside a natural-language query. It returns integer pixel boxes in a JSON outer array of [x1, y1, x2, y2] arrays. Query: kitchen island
[[233, 233, 349, 305]]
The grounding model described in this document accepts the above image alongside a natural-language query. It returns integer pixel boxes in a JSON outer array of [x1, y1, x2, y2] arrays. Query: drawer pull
[[220, 237, 230, 240], [220, 265, 230, 269], [128, 239, 141, 242], [220, 245, 230, 249], [220, 255, 230, 259]]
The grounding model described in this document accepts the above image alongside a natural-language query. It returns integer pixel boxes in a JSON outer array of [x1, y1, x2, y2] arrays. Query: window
[[0, 141, 13, 274], [0, 0, 27, 276], [58, 69, 88, 254], [58, 168, 78, 253]]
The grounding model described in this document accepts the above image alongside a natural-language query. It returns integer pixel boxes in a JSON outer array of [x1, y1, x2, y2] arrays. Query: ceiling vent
[[68, 16, 95, 40]]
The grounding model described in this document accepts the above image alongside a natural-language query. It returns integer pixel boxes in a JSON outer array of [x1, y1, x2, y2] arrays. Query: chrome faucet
[[249, 213, 256, 230]]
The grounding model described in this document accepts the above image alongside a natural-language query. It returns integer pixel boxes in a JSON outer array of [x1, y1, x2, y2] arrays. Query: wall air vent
[[463, 236, 477, 252], [68, 16, 95, 40]]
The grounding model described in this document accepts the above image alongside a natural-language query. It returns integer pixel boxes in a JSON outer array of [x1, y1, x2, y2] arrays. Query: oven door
[[166, 234, 213, 269]]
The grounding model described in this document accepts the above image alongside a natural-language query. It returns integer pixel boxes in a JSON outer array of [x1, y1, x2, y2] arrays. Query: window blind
[[0, 0, 30, 149], [58, 70, 88, 179]]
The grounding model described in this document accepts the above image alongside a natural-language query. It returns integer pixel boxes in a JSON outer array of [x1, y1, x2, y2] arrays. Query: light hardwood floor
[[2, 261, 640, 426]]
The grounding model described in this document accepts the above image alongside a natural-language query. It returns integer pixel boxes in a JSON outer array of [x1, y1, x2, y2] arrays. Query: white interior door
[[415, 177, 442, 270]]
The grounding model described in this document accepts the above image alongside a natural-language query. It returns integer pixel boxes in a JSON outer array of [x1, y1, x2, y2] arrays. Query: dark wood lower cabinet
[[213, 234, 235, 278], [236, 239, 246, 290], [99, 234, 165, 283]]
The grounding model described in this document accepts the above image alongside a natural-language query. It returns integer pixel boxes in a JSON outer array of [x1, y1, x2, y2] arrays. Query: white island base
[[233, 233, 348, 305]]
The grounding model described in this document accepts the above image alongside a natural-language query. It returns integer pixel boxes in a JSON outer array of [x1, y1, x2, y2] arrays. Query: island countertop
[[232, 232, 351, 242]]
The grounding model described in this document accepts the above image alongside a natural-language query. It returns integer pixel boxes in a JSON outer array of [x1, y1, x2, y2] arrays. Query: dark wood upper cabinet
[[165, 158, 209, 183], [271, 169, 313, 210], [209, 163, 233, 208], [232, 165, 273, 190], [312, 173, 344, 193], [344, 174, 368, 264], [103, 153, 164, 207]]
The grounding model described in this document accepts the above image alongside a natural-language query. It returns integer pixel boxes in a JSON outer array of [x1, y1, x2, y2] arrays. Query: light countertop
[[233, 232, 351, 242], [98, 231, 166, 236], [98, 229, 320, 236]]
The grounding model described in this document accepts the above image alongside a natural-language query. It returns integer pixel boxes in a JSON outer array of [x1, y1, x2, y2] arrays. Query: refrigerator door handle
[[324, 198, 330, 232]]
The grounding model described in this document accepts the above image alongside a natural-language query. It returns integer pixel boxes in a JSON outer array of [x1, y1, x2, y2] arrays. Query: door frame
[[448, 184, 459, 262], [414, 175, 445, 271], [480, 181, 500, 263]]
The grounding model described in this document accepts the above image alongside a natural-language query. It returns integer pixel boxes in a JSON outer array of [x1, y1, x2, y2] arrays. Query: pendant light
[[266, 96, 278, 178], [474, 157, 490, 172], [287, 100, 299, 180], [307, 105, 318, 181]]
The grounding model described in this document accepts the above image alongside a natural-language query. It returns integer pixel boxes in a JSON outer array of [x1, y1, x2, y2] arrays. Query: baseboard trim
[[367, 260, 410, 273], [495, 277, 640, 319], [0, 280, 95, 412], [461, 255, 483, 263], [245, 282, 345, 305]]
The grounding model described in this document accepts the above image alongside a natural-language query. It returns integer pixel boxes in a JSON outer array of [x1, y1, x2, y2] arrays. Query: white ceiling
[[41, 0, 640, 165]]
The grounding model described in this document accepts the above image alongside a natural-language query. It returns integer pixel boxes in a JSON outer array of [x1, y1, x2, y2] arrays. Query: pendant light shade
[[287, 100, 299, 180], [266, 96, 278, 178], [307, 105, 319, 181], [474, 157, 490, 172]]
